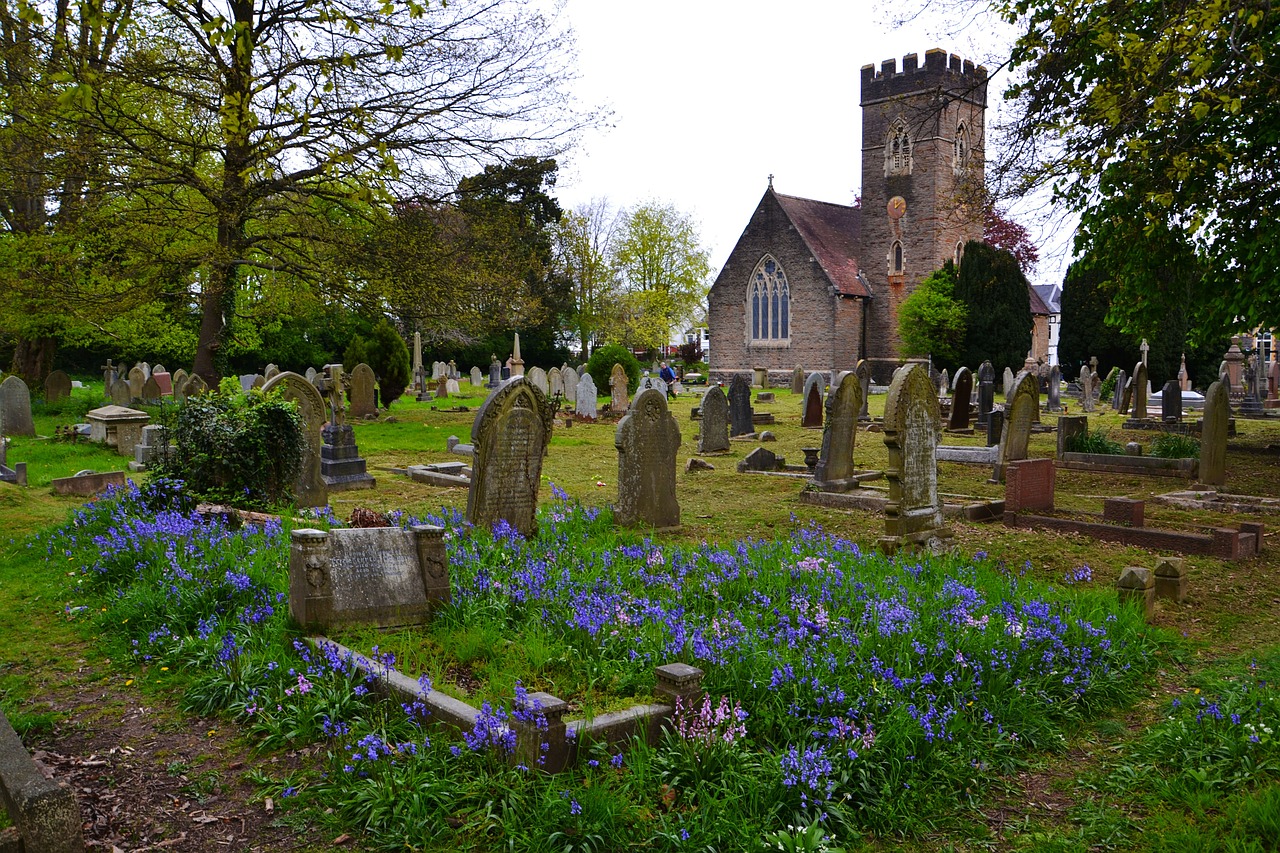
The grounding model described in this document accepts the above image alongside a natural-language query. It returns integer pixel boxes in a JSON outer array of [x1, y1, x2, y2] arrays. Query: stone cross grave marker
[[0, 376, 35, 436], [614, 388, 681, 530], [813, 370, 862, 489], [994, 370, 1039, 483], [44, 370, 71, 403], [949, 367, 973, 430], [610, 363, 629, 411], [1132, 362, 1149, 419], [728, 374, 753, 436], [576, 372, 598, 419], [801, 372, 827, 428], [880, 364, 948, 553], [1200, 380, 1228, 486], [698, 384, 730, 453], [262, 371, 329, 508], [790, 365, 805, 395], [1161, 379, 1183, 423], [100, 359, 117, 396], [289, 524, 448, 631], [466, 377, 552, 538], [349, 363, 377, 418]]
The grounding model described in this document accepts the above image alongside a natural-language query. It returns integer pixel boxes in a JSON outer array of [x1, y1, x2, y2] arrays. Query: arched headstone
[[44, 370, 71, 403], [880, 364, 947, 552], [562, 367, 579, 405], [801, 372, 827, 429], [949, 367, 973, 430], [814, 371, 861, 487], [466, 377, 552, 537], [576, 373, 598, 419], [262, 371, 329, 508], [0, 376, 35, 436], [349, 363, 377, 418], [609, 364, 628, 411], [527, 366, 548, 396], [614, 389, 681, 529], [994, 370, 1040, 482], [698, 385, 730, 453]]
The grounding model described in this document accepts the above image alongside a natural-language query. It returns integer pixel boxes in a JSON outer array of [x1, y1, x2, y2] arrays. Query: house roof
[[1028, 282, 1054, 316], [772, 191, 868, 297], [1031, 283, 1060, 314]]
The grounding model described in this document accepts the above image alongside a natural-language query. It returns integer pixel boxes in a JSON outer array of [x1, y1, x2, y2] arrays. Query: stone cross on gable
[[1140, 339, 1150, 366]]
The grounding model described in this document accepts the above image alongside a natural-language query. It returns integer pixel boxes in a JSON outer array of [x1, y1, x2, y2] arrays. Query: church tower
[[859, 49, 987, 361]]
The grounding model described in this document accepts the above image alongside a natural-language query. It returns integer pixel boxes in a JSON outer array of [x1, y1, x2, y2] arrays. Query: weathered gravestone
[[639, 375, 668, 399], [855, 360, 872, 420], [937, 369, 949, 398], [470, 366, 483, 387], [610, 364, 629, 411], [316, 365, 376, 491], [488, 357, 502, 388], [128, 366, 146, 401], [466, 377, 553, 537], [728, 374, 754, 436], [0, 376, 35, 437], [801, 372, 827, 429], [153, 371, 173, 398], [563, 367, 578, 405], [1056, 414, 1088, 459], [264, 363, 280, 381], [262, 371, 329, 508], [100, 359, 118, 396], [994, 370, 1039, 483], [548, 367, 563, 399], [813, 371, 862, 490], [698, 384, 730, 453], [289, 524, 448, 631], [576, 373, 598, 419], [238, 373, 258, 392], [435, 376, 449, 400], [1003, 366, 1015, 395], [141, 375, 163, 405], [976, 361, 995, 427], [348, 363, 377, 418], [152, 363, 166, 377], [183, 374, 208, 397], [1179, 355, 1191, 392], [1161, 379, 1183, 423], [128, 424, 170, 472], [790, 365, 805, 395], [109, 377, 131, 405], [614, 388, 681, 530], [1131, 362, 1149, 420], [880, 364, 949, 554], [171, 369, 189, 398], [949, 367, 973, 430], [305, 367, 317, 383], [1200, 381, 1229, 487], [1078, 365, 1095, 413], [1046, 364, 1061, 413], [527, 366, 549, 396], [44, 370, 71, 403], [1113, 369, 1129, 412], [446, 378, 461, 396]]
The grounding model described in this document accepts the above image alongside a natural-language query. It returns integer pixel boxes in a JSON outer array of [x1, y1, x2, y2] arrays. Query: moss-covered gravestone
[[698, 384, 730, 453], [1199, 380, 1229, 486], [880, 363, 950, 554], [262, 371, 329, 508], [467, 377, 553, 538], [614, 388, 681, 530], [994, 370, 1040, 483]]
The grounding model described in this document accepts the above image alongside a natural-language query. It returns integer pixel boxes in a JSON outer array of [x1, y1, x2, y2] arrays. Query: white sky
[[552, 0, 1071, 291]]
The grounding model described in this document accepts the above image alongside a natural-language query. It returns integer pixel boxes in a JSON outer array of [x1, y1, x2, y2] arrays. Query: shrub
[[586, 343, 641, 395], [344, 319, 411, 407], [898, 262, 967, 368], [1099, 366, 1120, 402], [156, 381, 305, 509], [1066, 428, 1125, 455], [1150, 432, 1200, 459]]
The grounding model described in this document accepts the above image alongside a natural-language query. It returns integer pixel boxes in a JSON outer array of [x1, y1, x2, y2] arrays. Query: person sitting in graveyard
[[659, 362, 677, 399]]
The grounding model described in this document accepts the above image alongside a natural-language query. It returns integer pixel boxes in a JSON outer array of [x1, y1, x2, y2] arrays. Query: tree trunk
[[10, 335, 58, 384]]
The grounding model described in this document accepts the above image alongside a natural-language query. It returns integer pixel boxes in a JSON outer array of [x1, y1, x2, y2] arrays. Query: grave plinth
[[1117, 566, 1155, 620], [1154, 556, 1187, 602], [320, 424, 376, 491], [288, 524, 448, 631], [86, 405, 150, 458], [513, 692, 570, 773], [654, 662, 706, 705]]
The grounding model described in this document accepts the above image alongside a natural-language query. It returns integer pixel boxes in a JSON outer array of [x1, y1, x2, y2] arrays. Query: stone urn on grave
[[801, 447, 822, 471]]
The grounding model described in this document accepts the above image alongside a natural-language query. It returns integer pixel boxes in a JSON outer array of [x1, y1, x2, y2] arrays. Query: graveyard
[[1, 367, 1280, 851]]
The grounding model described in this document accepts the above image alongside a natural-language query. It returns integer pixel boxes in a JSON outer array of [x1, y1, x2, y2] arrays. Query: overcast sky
[[551, 0, 1070, 291]]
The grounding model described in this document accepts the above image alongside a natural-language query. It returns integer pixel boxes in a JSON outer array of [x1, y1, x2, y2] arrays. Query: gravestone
[[152, 363, 166, 376], [576, 373, 598, 419], [262, 371, 329, 508], [435, 376, 449, 400], [289, 525, 448, 631], [348, 363, 377, 418], [136, 362, 151, 381], [432, 361, 443, 380], [994, 370, 1039, 483], [938, 369, 950, 398], [801, 372, 827, 428], [128, 424, 170, 472], [790, 365, 805, 395], [466, 377, 552, 537], [1161, 379, 1182, 423], [1078, 365, 1095, 413], [305, 367, 318, 383], [1120, 375, 1134, 415], [109, 378, 131, 406], [141, 375, 162, 405], [855, 360, 872, 420], [610, 364, 629, 411], [488, 356, 502, 388], [184, 374, 208, 397], [880, 364, 948, 553], [0, 376, 35, 436], [100, 359, 118, 396], [986, 409, 1004, 447], [1003, 366, 1015, 395], [1046, 364, 1061, 412], [563, 366, 579, 405], [471, 366, 483, 386], [128, 366, 146, 401], [412, 332, 424, 391], [316, 364, 375, 491], [548, 367, 563, 399], [1179, 354, 1191, 392], [949, 367, 973, 430], [639, 375, 668, 398], [1056, 414, 1088, 458], [698, 384, 730, 453], [44, 370, 71, 403], [813, 371, 862, 489], [753, 367, 770, 389], [446, 378, 460, 396], [1132, 362, 1149, 419], [614, 388, 681, 529], [448, 359, 459, 380], [1270, 359, 1280, 401], [238, 373, 257, 392], [527, 366, 549, 396], [171, 369, 189, 399], [264, 364, 280, 381], [1200, 381, 1229, 487], [1113, 369, 1129, 412], [976, 361, 995, 427], [728, 374, 754, 437]]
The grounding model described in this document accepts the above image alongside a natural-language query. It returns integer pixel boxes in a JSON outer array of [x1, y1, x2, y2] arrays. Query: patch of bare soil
[[28, 676, 314, 852]]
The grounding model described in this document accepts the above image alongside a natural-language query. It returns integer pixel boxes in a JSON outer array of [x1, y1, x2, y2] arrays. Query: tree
[[553, 198, 621, 356], [610, 202, 712, 352], [898, 261, 968, 368], [954, 240, 1032, 374], [62, 0, 586, 383], [989, 0, 1280, 339], [983, 207, 1038, 275]]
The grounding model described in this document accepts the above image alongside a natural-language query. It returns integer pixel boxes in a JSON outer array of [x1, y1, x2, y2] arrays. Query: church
[[708, 49, 1021, 384]]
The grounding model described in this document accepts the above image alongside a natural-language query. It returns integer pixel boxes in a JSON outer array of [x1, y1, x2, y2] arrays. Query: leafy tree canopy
[[954, 240, 1032, 375], [897, 261, 968, 368]]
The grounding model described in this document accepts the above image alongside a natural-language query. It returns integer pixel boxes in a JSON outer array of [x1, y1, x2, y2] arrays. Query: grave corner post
[[513, 692, 570, 773], [411, 524, 451, 608], [289, 528, 333, 632]]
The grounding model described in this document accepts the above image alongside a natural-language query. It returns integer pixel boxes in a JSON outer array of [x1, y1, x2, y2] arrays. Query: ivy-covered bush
[[586, 343, 642, 396], [156, 381, 305, 509]]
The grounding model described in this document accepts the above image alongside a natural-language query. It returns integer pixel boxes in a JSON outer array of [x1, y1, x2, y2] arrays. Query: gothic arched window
[[892, 241, 904, 275], [748, 256, 790, 344], [954, 241, 964, 265], [886, 120, 912, 176], [954, 122, 969, 174]]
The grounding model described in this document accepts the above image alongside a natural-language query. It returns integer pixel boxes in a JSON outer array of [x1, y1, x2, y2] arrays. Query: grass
[[2, 375, 1280, 850]]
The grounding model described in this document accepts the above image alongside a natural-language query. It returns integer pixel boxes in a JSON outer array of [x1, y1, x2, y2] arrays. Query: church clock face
[[887, 196, 907, 220]]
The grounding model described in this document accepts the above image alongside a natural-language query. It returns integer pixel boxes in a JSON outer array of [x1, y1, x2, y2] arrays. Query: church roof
[[1031, 283, 1060, 314], [772, 191, 868, 297], [1027, 283, 1054, 316]]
